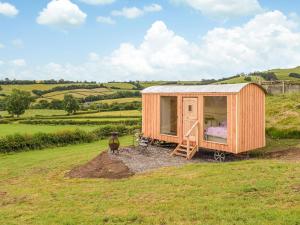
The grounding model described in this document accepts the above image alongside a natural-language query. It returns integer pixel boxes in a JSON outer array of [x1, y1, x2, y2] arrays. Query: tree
[[6, 89, 32, 117], [0, 85, 2, 91], [63, 94, 79, 115]]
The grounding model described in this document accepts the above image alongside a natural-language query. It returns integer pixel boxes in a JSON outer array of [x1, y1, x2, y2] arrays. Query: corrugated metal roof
[[142, 83, 252, 94]]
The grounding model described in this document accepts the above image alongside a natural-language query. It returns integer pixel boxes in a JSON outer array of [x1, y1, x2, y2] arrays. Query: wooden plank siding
[[142, 85, 265, 154], [237, 83, 265, 152]]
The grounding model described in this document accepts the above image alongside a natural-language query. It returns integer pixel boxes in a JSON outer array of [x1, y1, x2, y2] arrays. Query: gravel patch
[[110, 146, 203, 173]]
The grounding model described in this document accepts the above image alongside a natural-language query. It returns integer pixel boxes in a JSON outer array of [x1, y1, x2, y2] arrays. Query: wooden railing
[[185, 120, 199, 156]]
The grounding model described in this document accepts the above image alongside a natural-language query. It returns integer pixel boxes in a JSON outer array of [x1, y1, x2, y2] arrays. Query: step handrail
[[185, 120, 199, 138], [185, 120, 199, 157]]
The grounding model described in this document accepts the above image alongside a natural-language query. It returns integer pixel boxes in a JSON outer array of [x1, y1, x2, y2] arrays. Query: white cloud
[[10, 59, 26, 67], [96, 16, 115, 25], [12, 39, 24, 48], [171, 0, 263, 18], [88, 52, 101, 61], [144, 4, 163, 13], [79, 0, 115, 5], [108, 11, 300, 80], [36, 0, 87, 28], [3, 11, 300, 82], [111, 4, 162, 19], [111, 7, 144, 19], [0, 43, 4, 48], [0, 2, 18, 17]]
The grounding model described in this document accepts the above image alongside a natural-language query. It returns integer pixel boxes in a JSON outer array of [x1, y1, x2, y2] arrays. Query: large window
[[160, 96, 177, 135], [204, 96, 227, 144]]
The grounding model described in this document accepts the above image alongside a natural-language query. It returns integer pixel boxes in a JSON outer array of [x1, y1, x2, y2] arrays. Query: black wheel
[[214, 151, 226, 162]]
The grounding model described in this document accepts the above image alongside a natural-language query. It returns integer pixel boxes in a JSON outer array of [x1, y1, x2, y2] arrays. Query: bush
[[244, 76, 252, 81], [0, 125, 136, 153], [289, 73, 300, 79], [266, 127, 300, 139]]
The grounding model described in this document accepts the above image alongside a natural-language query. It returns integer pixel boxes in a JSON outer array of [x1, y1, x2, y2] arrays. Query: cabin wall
[[142, 92, 238, 153], [237, 84, 265, 152]]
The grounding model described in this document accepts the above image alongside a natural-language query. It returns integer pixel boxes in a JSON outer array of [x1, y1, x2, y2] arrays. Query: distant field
[[216, 75, 263, 84], [0, 83, 80, 95], [0, 109, 66, 117], [105, 82, 135, 89], [94, 97, 141, 104], [0, 124, 97, 137], [266, 93, 300, 129], [269, 66, 300, 81], [70, 110, 141, 117]]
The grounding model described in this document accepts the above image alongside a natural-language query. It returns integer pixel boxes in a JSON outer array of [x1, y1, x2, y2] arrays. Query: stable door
[[182, 98, 198, 142]]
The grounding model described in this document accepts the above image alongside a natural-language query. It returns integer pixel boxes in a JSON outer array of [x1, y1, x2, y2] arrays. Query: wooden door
[[182, 98, 198, 142]]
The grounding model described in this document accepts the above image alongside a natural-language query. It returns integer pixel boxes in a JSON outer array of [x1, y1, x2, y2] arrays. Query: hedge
[[0, 125, 139, 153], [266, 127, 300, 139], [19, 119, 141, 126]]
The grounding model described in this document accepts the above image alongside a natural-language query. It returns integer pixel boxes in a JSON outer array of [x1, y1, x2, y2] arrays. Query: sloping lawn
[[0, 137, 299, 225], [0, 124, 97, 137]]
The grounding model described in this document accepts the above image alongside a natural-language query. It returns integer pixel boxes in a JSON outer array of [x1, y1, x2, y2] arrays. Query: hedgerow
[[266, 127, 300, 139], [19, 119, 141, 126], [0, 125, 139, 153]]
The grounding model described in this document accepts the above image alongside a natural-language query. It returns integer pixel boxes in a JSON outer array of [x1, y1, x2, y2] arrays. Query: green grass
[[67, 110, 141, 117], [93, 97, 141, 104], [0, 124, 97, 136], [216, 75, 263, 84], [269, 66, 300, 81], [0, 109, 67, 118], [266, 93, 300, 129], [0, 83, 82, 95], [0, 137, 299, 224], [105, 82, 136, 89]]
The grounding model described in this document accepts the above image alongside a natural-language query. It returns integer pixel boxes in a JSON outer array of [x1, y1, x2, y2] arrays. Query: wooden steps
[[171, 143, 198, 160]]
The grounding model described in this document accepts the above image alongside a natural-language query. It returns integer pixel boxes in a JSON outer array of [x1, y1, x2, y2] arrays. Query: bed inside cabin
[[203, 96, 227, 144]]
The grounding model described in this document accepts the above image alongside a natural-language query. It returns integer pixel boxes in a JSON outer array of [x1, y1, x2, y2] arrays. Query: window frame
[[202, 95, 228, 145], [159, 96, 178, 136]]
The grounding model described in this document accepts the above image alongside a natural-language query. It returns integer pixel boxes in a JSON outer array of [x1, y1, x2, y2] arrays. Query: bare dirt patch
[[265, 147, 300, 161], [66, 151, 134, 179]]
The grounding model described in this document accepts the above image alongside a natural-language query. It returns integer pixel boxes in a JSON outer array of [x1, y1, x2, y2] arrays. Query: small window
[[188, 105, 192, 112], [204, 96, 227, 144], [160, 96, 177, 136]]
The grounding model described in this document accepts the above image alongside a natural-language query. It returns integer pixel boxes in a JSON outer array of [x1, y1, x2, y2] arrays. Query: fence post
[[282, 81, 285, 94]]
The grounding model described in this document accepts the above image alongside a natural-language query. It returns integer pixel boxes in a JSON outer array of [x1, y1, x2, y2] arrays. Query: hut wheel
[[214, 151, 226, 162]]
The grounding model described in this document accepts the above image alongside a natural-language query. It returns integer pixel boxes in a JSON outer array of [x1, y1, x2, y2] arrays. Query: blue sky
[[1, 0, 300, 81]]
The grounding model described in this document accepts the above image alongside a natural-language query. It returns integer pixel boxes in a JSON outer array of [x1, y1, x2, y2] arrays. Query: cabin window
[[203, 96, 227, 144], [160, 96, 177, 136], [188, 105, 192, 112]]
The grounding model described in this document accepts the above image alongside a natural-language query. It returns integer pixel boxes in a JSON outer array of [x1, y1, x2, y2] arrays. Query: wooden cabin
[[141, 83, 266, 160]]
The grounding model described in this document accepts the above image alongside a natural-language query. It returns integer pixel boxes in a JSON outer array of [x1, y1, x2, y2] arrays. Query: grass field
[[216, 75, 263, 84], [0, 109, 67, 118], [0, 137, 299, 224], [266, 93, 300, 129], [269, 66, 300, 81], [94, 97, 141, 104], [0, 124, 97, 136], [105, 82, 136, 89]]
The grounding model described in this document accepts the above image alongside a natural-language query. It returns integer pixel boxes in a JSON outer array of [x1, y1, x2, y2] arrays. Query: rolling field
[[0, 137, 299, 224], [266, 93, 300, 129], [269, 66, 300, 81], [0, 124, 97, 137], [217, 75, 263, 84], [0, 109, 67, 118], [93, 97, 141, 104]]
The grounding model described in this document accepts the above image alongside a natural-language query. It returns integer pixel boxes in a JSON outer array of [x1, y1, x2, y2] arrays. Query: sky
[[1, 0, 300, 81]]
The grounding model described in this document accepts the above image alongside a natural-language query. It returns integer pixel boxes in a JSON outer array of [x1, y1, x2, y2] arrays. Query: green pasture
[[0, 124, 97, 137], [0, 137, 299, 224], [93, 97, 141, 104]]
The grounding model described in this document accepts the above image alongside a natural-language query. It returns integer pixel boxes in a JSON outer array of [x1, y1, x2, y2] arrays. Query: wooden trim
[[236, 94, 239, 154]]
